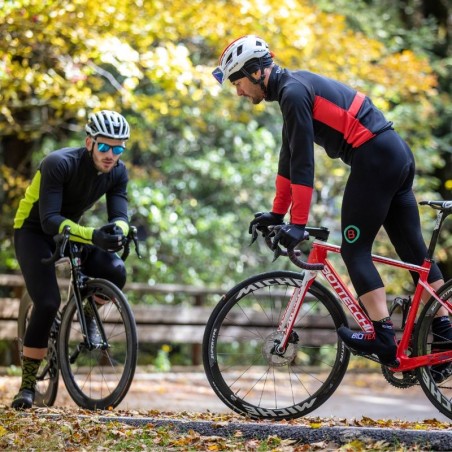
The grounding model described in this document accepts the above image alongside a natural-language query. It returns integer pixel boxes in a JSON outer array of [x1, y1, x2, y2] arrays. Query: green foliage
[[0, 0, 449, 293], [153, 345, 172, 372]]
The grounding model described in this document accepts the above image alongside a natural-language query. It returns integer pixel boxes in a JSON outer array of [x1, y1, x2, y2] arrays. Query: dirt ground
[[1, 368, 451, 423]]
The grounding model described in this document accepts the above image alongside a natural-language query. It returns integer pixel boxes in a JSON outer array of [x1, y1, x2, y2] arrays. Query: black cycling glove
[[248, 211, 284, 234], [272, 224, 307, 249], [92, 223, 125, 252]]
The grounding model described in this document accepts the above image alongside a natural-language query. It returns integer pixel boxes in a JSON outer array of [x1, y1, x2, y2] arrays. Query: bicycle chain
[[348, 347, 419, 388]]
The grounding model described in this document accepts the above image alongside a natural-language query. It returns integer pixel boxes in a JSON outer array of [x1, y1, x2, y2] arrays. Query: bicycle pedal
[[345, 345, 399, 368], [344, 344, 377, 360]]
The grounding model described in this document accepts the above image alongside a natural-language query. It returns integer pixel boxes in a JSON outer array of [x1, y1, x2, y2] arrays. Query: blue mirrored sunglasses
[[96, 142, 125, 155], [212, 66, 225, 84]]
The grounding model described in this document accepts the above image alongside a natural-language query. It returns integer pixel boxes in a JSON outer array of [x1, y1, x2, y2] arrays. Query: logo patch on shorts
[[344, 225, 360, 244]]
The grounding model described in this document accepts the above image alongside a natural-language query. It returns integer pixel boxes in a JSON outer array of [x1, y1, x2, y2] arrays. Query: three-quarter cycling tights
[[14, 228, 127, 349], [340, 129, 443, 298]]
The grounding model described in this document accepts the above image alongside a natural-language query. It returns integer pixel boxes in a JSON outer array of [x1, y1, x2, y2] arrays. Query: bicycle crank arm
[[36, 363, 51, 380], [69, 344, 84, 364]]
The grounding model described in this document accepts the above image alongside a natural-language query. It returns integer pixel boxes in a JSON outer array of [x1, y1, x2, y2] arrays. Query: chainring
[[381, 364, 418, 388]]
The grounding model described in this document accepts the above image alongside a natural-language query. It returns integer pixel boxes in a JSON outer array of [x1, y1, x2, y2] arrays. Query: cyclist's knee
[[105, 260, 127, 289], [113, 265, 126, 289], [340, 244, 359, 269]]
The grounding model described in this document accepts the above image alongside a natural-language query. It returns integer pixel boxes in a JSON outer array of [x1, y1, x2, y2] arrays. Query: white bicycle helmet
[[85, 110, 130, 140], [213, 35, 271, 84]]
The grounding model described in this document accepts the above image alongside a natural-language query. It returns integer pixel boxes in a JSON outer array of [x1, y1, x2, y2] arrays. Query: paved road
[[120, 370, 451, 422], [2, 370, 451, 423]]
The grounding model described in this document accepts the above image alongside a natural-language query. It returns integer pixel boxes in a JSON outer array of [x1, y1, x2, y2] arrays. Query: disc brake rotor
[[262, 331, 298, 367]]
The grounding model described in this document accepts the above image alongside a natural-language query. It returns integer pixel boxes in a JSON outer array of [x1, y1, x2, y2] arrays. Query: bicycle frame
[[48, 225, 141, 351], [66, 241, 110, 351], [277, 231, 452, 373]]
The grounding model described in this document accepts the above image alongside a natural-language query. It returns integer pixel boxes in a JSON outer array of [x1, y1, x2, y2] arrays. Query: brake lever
[[249, 224, 259, 246], [267, 225, 283, 261], [272, 245, 282, 262], [131, 227, 142, 259]]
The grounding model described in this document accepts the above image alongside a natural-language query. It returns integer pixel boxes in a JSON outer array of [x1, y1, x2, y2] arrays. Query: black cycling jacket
[[265, 66, 393, 224], [14, 147, 129, 242]]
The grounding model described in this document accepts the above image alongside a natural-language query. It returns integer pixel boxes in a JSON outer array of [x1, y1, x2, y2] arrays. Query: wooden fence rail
[[0, 273, 404, 366], [0, 273, 228, 365]]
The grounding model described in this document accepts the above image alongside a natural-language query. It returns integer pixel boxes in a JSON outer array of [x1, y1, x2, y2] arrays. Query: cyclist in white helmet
[[213, 35, 274, 99], [12, 110, 131, 409], [214, 36, 452, 373]]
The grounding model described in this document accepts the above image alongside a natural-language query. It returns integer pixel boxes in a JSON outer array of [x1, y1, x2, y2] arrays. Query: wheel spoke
[[416, 282, 452, 420], [58, 280, 137, 409], [203, 272, 350, 420]]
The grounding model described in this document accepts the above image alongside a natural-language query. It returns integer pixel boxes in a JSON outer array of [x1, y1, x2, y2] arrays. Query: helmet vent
[[215, 35, 271, 84], [85, 110, 130, 140]]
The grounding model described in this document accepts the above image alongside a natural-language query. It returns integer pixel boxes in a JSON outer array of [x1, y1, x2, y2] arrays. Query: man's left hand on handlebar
[[272, 224, 307, 249], [92, 223, 126, 252]]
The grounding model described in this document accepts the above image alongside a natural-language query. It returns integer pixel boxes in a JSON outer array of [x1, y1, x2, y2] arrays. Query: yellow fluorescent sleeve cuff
[[13, 171, 41, 229], [59, 219, 95, 244], [114, 220, 129, 236]]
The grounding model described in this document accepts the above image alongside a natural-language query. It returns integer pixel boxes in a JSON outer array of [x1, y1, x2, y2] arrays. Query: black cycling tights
[[340, 130, 442, 298], [14, 228, 127, 349]]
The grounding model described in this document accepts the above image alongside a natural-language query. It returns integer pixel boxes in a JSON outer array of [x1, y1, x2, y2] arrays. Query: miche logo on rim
[[344, 225, 360, 244]]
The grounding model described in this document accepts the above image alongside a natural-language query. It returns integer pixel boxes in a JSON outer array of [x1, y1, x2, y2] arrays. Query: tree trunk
[[1, 136, 35, 179]]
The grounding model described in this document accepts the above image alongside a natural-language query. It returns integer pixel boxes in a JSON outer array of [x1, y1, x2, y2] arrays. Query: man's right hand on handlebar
[[248, 211, 285, 234], [92, 223, 125, 252]]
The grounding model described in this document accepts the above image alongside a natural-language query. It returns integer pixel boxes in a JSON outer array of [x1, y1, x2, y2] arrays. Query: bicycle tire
[[414, 279, 452, 420], [203, 270, 350, 420], [58, 278, 138, 410], [17, 292, 59, 407]]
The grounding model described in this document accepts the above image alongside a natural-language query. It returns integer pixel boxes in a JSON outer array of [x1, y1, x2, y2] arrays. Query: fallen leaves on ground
[[0, 406, 449, 451]]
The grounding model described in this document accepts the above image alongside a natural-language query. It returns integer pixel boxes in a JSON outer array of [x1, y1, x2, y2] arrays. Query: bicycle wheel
[[415, 279, 452, 420], [17, 292, 59, 407], [58, 279, 137, 410], [203, 270, 350, 420]]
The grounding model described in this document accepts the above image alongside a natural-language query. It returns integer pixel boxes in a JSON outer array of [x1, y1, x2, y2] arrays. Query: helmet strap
[[85, 136, 97, 166], [86, 136, 95, 155], [241, 59, 267, 94]]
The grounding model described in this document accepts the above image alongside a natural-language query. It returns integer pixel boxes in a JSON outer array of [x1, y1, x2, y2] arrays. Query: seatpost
[[426, 209, 448, 260]]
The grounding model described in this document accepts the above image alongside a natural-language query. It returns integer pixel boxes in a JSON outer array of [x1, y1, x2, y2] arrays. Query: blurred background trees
[[1, 0, 450, 293]]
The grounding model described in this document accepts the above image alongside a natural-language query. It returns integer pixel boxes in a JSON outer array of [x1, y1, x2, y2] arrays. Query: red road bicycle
[[203, 200, 452, 420]]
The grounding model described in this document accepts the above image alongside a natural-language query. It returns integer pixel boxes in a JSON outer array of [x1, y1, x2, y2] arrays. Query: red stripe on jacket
[[313, 92, 375, 148]]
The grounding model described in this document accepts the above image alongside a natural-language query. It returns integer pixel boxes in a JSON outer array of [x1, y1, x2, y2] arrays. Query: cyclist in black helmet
[[12, 110, 131, 409], [214, 35, 452, 369]]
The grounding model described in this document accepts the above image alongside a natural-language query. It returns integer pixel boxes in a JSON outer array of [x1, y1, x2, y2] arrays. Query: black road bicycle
[[17, 226, 141, 410]]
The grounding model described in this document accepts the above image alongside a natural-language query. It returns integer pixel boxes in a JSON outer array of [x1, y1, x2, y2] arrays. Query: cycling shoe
[[11, 388, 35, 410]]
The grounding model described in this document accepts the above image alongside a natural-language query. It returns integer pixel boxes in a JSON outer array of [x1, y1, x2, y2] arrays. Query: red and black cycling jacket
[[265, 66, 393, 225]]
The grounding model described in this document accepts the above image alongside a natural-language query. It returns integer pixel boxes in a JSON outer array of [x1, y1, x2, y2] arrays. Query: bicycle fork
[[273, 270, 317, 355]]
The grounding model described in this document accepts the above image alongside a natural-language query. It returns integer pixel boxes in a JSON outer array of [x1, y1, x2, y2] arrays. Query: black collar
[[265, 65, 282, 102]]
